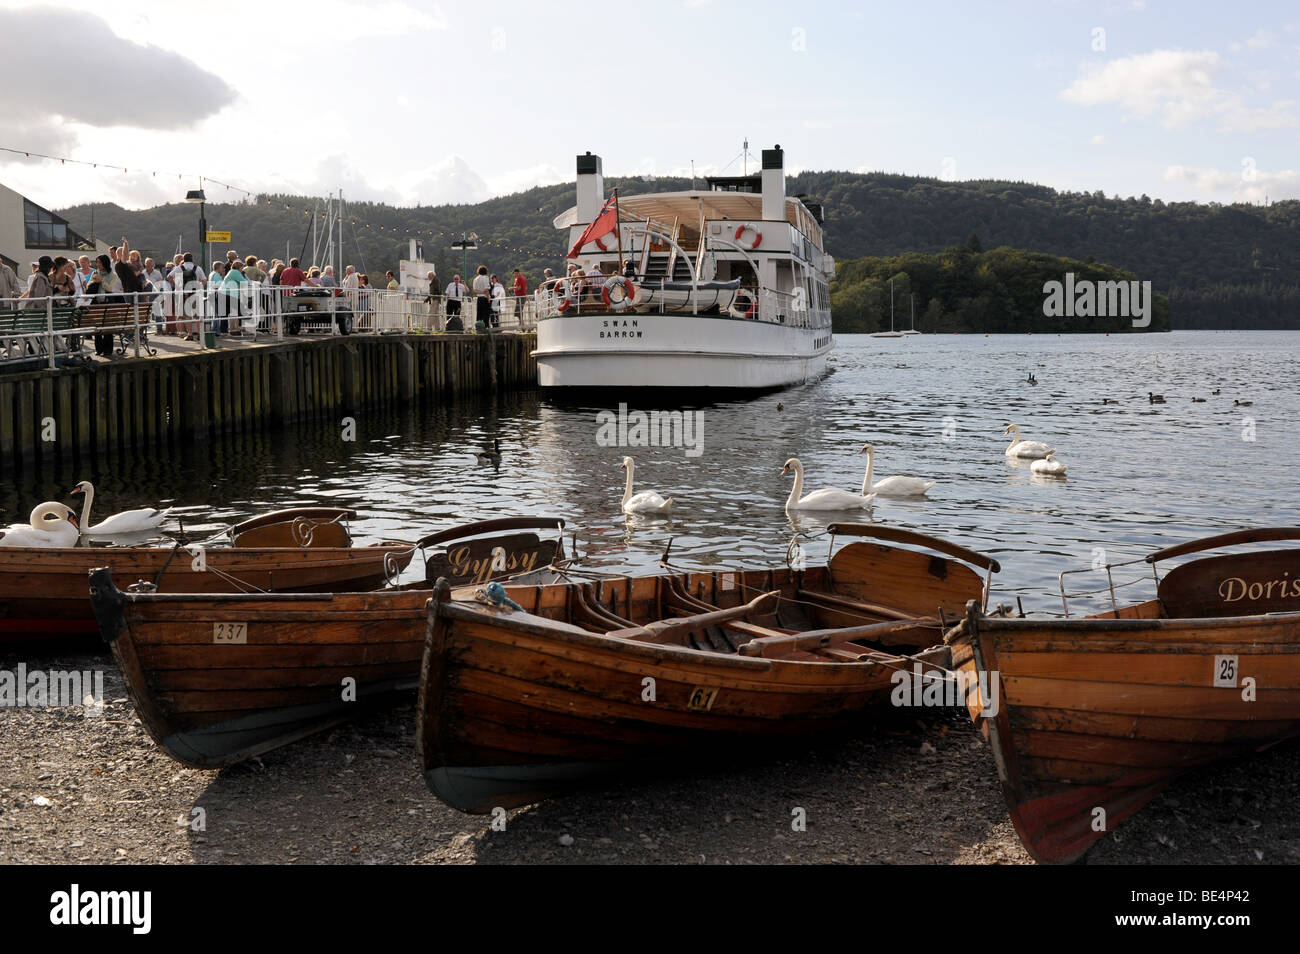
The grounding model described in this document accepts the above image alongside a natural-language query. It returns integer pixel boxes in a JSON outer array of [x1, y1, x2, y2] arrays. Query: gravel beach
[[3, 649, 1298, 866]]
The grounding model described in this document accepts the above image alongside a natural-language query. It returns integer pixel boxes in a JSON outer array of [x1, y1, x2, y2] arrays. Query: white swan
[[1030, 453, 1068, 477], [782, 458, 875, 512], [620, 457, 673, 514], [0, 503, 81, 548], [72, 480, 171, 535], [859, 444, 935, 497], [1003, 424, 1054, 460]]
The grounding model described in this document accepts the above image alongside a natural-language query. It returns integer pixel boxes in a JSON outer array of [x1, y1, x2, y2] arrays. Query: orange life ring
[[601, 276, 638, 311], [729, 288, 757, 318], [555, 278, 579, 314], [734, 224, 762, 249]]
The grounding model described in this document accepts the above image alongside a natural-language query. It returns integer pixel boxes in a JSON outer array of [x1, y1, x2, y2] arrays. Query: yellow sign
[[206, 231, 231, 243]]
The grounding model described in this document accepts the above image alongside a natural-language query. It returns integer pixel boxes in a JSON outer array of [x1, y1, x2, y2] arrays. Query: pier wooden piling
[[0, 332, 536, 471]]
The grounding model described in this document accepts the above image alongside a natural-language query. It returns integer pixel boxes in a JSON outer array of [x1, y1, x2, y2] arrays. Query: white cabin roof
[[553, 190, 823, 250]]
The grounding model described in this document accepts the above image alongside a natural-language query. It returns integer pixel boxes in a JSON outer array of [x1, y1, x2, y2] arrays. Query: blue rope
[[485, 581, 523, 612]]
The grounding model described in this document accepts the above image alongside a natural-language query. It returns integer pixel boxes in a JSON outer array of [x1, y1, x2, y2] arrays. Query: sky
[[1, 0, 1297, 212]]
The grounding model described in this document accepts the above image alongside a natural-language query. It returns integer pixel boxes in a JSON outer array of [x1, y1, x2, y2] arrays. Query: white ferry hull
[[533, 313, 832, 390]]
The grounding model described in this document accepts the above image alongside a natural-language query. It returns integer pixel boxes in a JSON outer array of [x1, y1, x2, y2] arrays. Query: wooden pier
[[0, 332, 537, 471]]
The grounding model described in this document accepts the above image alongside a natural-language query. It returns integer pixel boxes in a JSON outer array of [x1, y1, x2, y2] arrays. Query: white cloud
[[0, 7, 234, 139], [407, 156, 491, 206], [318, 0, 448, 38], [1164, 163, 1300, 202], [1090, 134, 1107, 144], [1246, 29, 1276, 50], [485, 164, 567, 197], [1062, 49, 1297, 132]]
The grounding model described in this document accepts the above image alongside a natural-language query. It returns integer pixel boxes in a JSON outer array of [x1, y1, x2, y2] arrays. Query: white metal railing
[[532, 275, 825, 328], [1, 283, 536, 370]]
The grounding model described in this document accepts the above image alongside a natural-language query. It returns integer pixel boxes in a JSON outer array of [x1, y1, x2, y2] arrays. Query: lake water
[[7, 330, 1297, 616]]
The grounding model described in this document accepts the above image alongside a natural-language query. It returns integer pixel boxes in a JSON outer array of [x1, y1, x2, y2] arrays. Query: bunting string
[[1, 144, 568, 261]]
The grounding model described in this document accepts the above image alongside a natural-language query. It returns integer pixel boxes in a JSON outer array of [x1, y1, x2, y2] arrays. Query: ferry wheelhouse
[[533, 145, 834, 390]]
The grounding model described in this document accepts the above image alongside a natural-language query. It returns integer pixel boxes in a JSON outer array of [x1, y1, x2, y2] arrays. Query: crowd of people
[[0, 241, 584, 353]]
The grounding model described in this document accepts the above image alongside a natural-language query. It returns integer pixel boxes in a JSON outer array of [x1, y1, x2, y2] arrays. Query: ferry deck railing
[[532, 276, 823, 328], [0, 285, 537, 369]]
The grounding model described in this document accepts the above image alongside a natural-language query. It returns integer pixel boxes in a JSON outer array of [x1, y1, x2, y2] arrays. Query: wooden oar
[[608, 590, 780, 644], [798, 588, 911, 621], [737, 617, 939, 657]]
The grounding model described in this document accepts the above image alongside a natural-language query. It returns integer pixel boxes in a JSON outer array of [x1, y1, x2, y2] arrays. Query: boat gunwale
[[437, 595, 947, 674]]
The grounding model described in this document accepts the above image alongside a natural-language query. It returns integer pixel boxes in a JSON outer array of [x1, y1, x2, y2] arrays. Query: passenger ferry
[[533, 145, 835, 391]]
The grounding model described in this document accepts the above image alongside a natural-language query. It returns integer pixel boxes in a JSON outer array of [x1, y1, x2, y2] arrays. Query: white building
[[0, 181, 107, 277]]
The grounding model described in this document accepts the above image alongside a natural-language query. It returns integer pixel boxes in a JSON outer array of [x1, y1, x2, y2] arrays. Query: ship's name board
[[1218, 575, 1300, 603], [599, 318, 643, 340]]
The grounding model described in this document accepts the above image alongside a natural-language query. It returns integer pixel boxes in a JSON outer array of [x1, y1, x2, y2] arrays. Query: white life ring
[[555, 278, 580, 314], [729, 288, 757, 319], [734, 224, 762, 249], [602, 276, 638, 311]]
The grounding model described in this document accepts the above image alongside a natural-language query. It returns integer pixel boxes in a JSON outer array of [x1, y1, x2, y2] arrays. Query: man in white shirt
[[168, 254, 207, 340], [143, 258, 165, 287], [168, 254, 207, 288], [341, 264, 360, 315], [444, 274, 468, 330]]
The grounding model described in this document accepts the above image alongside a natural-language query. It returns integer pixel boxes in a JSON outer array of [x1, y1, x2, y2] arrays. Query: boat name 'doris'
[[1218, 573, 1300, 603], [599, 318, 643, 340]]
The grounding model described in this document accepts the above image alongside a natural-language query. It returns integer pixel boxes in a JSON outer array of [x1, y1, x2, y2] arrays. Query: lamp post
[[450, 232, 478, 282], [186, 187, 207, 348], [185, 187, 208, 270]]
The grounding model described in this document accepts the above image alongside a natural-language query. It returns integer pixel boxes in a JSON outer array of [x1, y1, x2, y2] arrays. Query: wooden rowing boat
[[0, 507, 411, 642], [945, 527, 1300, 864], [87, 517, 568, 768], [417, 524, 1000, 813]]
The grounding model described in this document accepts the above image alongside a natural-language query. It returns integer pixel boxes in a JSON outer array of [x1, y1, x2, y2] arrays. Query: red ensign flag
[[566, 195, 619, 260]]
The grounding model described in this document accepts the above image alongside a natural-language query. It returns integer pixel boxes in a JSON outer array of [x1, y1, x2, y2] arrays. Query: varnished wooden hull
[[948, 607, 1300, 864], [90, 572, 429, 768], [418, 574, 950, 813], [0, 544, 412, 641]]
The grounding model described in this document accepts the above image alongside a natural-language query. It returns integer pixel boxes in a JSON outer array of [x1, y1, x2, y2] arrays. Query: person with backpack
[[168, 252, 206, 341]]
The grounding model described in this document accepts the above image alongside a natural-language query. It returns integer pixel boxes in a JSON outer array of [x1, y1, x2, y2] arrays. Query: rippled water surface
[[7, 331, 1297, 614]]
